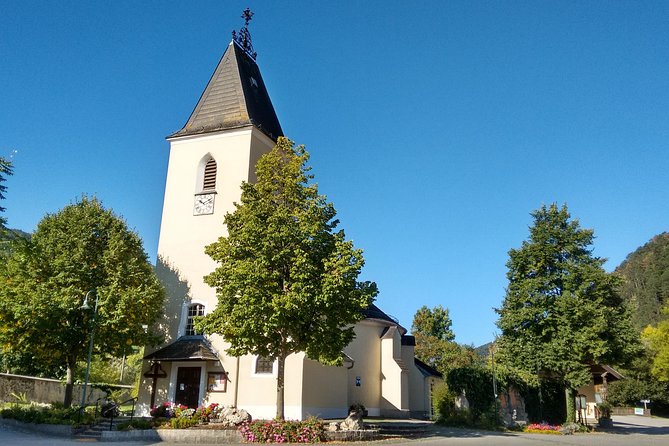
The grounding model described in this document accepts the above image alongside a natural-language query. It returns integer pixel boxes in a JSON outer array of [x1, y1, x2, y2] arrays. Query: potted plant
[[596, 402, 613, 428]]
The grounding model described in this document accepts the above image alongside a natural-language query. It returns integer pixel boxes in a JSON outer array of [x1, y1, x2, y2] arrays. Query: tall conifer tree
[[496, 204, 638, 423]]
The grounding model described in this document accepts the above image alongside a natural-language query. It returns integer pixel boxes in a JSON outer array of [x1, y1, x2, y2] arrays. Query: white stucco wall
[[344, 321, 384, 416]]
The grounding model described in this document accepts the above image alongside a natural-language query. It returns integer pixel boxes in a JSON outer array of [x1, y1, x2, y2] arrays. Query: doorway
[[175, 366, 201, 408]]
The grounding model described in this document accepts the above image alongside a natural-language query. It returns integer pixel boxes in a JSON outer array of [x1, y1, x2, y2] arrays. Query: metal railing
[[104, 396, 138, 431]]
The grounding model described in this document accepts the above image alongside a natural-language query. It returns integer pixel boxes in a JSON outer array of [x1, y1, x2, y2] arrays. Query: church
[[137, 16, 441, 420]]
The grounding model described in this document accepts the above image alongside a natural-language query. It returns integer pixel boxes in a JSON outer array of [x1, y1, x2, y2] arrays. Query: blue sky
[[2, 1, 667, 347]]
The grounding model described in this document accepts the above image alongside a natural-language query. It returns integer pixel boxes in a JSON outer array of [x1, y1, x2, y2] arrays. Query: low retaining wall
[[102, 428, 243, 443], [1, 417, 377, 443], [325, 429, 380, 441], [0, 418, 84, 437]]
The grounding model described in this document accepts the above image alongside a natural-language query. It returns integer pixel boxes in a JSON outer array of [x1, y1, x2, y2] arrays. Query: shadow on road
[[599, 421, 669, 436], [420, 425, 517, 438]]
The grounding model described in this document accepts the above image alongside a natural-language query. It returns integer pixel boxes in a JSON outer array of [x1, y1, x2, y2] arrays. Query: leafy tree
[[496, 204, 639, 423], [607, 357, 669, 416], [642, 306, 669, 382], [411, 305, 479, 374], [0, 156, 13, 230], [0, 197, 165, 407], [615, 233, 669, 331], [198, 137, 377, 419], [412, 305, 455, 341]]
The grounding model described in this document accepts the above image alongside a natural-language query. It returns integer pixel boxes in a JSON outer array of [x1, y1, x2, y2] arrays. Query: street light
[[80, 290, 99, 408]]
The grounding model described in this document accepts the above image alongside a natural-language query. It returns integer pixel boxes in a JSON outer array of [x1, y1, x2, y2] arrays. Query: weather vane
[[232, 8, 257, 60]]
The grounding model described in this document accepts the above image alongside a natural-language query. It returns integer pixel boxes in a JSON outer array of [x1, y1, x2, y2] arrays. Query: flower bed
[[525, 423, 562, 434], [149, 402, 325, 442], [150, 402, 251, 430], [239, 418, 325, 443]]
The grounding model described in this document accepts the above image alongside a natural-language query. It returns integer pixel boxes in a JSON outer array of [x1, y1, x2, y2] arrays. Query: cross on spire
[[232, 8, 257, 60]]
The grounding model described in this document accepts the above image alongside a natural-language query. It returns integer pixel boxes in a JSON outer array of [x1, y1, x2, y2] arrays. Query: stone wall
[[0, 373, 120, 405]]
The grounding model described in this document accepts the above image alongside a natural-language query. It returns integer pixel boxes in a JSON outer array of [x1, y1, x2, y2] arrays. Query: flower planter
[[598, 417, 613, 428]]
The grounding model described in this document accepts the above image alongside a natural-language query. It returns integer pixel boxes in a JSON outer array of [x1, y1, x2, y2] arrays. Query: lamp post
[[80, 290, 99, 408]]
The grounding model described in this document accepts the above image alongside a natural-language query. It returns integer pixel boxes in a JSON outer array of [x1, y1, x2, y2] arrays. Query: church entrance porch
[[175, 366, 201, 408]]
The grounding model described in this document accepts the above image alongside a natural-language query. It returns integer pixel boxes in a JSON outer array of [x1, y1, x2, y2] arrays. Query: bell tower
[[155, 11, 282, 345]]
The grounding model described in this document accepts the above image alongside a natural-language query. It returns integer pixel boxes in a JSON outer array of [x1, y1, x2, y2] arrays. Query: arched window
[[255, 356, 274, 374], [185, 303, 205, 336], [202, 158, 217, 191]]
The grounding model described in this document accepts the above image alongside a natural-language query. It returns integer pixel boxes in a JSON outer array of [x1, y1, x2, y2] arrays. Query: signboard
[[208, 372, 228, 392], [634, 407, 644, 415]]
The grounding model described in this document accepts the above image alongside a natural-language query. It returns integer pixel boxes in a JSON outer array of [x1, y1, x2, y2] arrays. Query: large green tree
[[413, 305, 455, 341], [496, 204, 638, 423], [0, 197, 165, 407], [411, 305, 479, 374], [615, 233, 669, 332], [198, 137, 378, 419]]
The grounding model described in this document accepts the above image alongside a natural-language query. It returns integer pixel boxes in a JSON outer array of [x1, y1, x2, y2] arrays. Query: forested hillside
[[615, 232, 669, 331]]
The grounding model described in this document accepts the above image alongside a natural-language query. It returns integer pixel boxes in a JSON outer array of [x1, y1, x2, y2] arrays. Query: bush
[[596, 402, 611, 419], [0, 404, 94, 426], [432, 382, 456, 421], [447, 367, 496, 423], [437, 409, 473, 427], [518, 379, 567, 425], [239, 418, 325, 443], [170, 417, 199, 429]]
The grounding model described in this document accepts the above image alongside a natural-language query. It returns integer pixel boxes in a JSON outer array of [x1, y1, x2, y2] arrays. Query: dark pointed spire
[[231, 8, 257, 60], [169, 42, 282, 140]]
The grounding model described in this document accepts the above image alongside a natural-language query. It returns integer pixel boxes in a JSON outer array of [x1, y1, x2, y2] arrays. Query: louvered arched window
[[203, 158, 217, 191]]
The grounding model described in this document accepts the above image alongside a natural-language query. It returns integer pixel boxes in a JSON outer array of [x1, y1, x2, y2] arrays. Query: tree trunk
[[564, 386, 576, 424], [276, 353, 286, 420], [63, 359, 75, 408]]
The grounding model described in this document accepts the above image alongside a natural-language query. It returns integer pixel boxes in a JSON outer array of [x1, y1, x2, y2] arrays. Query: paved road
[[0, 415, 667, 445]]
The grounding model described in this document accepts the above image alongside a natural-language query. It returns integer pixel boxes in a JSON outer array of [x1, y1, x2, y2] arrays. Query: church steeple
[[170, 11, 282, 141]]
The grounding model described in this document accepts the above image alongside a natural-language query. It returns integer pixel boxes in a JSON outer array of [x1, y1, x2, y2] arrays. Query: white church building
[[137, 22, 441, 420]]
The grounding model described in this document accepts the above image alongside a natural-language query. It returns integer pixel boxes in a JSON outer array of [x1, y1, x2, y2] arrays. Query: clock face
[[194, 193, 215, 215]]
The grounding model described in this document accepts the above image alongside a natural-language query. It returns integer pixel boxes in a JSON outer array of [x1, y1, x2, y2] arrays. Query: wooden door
[[175, 367, 201, 408]]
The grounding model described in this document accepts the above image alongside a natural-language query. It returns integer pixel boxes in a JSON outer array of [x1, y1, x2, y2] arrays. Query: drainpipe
[[234, 356, 240, 407]]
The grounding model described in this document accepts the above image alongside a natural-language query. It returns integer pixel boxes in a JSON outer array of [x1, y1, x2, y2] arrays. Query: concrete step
[[75, 417, 133, 438]]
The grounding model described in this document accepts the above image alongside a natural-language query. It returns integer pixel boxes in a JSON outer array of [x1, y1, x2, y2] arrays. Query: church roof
[[364, 303, 408, 335], [169, 40, 283, 140], [414, 357, 443, 378], [143, 336, 219, 362]]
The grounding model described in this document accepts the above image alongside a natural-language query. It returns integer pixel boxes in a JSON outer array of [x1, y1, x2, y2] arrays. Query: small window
[[203, 159, 217, 191], [255, 356, 274, 374], [185, 303, 205, 336]]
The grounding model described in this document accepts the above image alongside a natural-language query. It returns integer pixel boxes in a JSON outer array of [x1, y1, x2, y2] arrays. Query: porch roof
[[143, 336, 219, 362]]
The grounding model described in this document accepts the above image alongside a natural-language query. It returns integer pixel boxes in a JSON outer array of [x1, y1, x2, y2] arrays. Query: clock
[[194, 193, 215, 215]]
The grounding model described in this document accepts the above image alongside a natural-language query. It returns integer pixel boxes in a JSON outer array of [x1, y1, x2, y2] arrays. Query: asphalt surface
[[0, 415, 667, 445]]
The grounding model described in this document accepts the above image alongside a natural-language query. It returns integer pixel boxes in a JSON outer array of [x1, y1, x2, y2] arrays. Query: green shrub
[[0, 404, 94, 426], [447, 367, 496, 423], [170, 417, 199, 429], [432, 382, 456, 421]]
